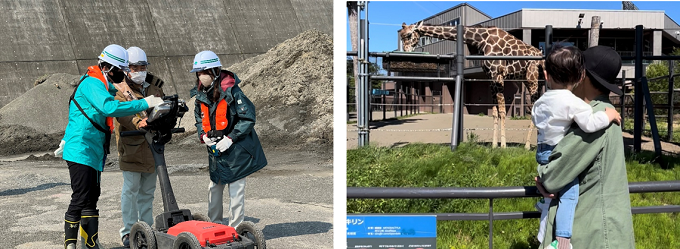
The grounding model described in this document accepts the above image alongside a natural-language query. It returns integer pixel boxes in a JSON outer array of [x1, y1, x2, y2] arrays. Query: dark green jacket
[[538, 95, 635, 248], [192, 70, 267, 184]]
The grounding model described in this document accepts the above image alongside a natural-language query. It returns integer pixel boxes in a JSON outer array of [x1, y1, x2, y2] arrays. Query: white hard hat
[[99, 44, 129, 71], [190, 50, 222, 73], [127, 46, 149, 66]]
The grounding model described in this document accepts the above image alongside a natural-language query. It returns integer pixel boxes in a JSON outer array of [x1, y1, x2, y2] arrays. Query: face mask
[[199, 75, 214, 87], [128, 71, 147, 85], [109, 70, 125, 83]]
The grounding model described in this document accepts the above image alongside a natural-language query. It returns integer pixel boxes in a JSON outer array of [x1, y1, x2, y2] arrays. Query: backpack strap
[[69, 75, 112, 154]]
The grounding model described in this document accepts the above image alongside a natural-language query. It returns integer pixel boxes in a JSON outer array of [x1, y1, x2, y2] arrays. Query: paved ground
[[0, 142, 333, 249], [347, 113, 680, 154]]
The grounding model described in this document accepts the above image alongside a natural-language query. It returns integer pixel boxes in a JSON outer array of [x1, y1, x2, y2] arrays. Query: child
[[532, 45, 621, 249]]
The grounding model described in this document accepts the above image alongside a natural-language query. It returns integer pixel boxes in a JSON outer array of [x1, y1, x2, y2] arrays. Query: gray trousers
[[119, 170, 157, 237], [208, 178, 246, 228]]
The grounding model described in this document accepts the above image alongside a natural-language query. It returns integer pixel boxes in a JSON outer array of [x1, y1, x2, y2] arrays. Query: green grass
[[622, 118, 680, 144], [509, 115, 531, 120], [347, 143, 680, 249]]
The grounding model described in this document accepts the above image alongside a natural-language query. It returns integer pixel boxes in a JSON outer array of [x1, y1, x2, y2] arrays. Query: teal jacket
[[192, 70, 267, 184], [62, 74, 150, 171], [538, 95, 635, 248]]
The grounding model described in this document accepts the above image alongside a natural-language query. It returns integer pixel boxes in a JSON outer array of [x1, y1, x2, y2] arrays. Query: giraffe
[[399, 22, 543, 149]]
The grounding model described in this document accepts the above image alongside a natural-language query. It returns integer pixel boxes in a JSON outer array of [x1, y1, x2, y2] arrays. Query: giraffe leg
[[524, 61, 541, 150], [497, 93, 507, 148], [492, 106, 498, 148], [525, 123, 533, 150]]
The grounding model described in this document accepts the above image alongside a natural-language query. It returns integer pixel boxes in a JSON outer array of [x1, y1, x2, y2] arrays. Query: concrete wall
[[0, 0, 332, 108]]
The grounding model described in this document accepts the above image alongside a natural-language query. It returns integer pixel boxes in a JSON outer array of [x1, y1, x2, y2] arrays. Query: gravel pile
[[0, 30, 333, 155], [230, 29, 333, 149]]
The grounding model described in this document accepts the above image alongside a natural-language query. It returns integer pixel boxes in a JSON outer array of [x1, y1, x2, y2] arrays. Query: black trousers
[[65, 161, 101, 218]]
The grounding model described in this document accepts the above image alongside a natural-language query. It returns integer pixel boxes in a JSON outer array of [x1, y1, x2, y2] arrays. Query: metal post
[[431, 89, 435, 114], [400, 86, 403, 117], [489, 198, 494, 249], [545, 25, 553, 54], [451, 24, 465, 151], [621, 71, 626, 128], [357, 2, 369, 147], [365, 2, 371, 131], [459, 74, 465, 141], [407, 88, 410, 115], [642, 77, 663, 156], [634, 25, 643, 152], [668, 60, 674, 140], [382, 82, 386, 121], [394, 83, 398, 118], [440, 92, 443, 114], [348, 84, 351, 122], [416, 89, 420, 114]]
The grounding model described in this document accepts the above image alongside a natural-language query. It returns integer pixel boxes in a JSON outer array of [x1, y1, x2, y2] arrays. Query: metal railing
[[347, 180, 680, 249]]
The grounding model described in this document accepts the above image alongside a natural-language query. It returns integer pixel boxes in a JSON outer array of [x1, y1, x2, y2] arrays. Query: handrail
[[347, 180, 680, 248], [347, 180, 680, 199]]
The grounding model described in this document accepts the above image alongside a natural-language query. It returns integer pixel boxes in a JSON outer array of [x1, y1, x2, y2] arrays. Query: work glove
[[143, 95, 164, 108], [202, 133, 217, 146], [54, 140, 65, 157], [215, 136, 233, 152]]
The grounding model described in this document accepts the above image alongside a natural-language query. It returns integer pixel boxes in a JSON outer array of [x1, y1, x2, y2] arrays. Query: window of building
[[415, 17, 459, 48], [446, 18, 460, 27]]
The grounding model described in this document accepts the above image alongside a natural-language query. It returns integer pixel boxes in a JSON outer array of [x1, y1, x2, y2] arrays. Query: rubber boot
[[64, 214, 80, 249], [80, 209, 101, 249]]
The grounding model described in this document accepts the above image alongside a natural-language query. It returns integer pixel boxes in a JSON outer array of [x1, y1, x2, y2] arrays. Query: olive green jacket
[[538, 95, 635, 248]]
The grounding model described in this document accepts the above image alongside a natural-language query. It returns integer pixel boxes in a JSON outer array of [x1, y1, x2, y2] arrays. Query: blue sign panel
[[371, 89, 391, 96], [347, 215, 437, 249]]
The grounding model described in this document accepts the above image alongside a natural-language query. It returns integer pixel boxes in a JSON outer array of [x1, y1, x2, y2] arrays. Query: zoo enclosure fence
[[347, 180, 680, 249]]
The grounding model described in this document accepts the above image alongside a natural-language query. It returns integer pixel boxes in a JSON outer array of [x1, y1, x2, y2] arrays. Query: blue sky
[[346, 1, 680, 53]]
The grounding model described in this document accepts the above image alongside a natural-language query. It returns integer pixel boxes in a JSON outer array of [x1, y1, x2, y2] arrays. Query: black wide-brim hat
[[582, 46, 623, 95]]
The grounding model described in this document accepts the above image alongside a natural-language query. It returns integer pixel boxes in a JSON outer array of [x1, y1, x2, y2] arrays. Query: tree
[[644, 47, 680, 117], [348, 2, 359, 113], [347, 58, 385, 112]]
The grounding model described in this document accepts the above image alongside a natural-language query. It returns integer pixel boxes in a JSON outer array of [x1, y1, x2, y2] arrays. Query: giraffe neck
[[417, 26, 484, 48]]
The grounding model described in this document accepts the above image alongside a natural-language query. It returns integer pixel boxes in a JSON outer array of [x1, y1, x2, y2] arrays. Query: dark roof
[[427, 2, 493, 20]]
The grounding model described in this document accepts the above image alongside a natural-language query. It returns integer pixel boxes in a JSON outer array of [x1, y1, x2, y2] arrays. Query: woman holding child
[[534, 45, 635, 249]]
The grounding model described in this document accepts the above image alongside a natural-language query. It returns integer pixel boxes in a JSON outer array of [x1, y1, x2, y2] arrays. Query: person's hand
[[54, 140, 65, 158], [138, 118, 148, 128], [605, 107, 621, 125], [215, 136, 233, 152], [202, 133, 217, 146], [143, 95, 164, 108], [534, 176, 555, 198]]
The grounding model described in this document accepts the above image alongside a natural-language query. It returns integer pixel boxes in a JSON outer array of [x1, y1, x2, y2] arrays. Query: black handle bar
[[120, 128, 186, 137]]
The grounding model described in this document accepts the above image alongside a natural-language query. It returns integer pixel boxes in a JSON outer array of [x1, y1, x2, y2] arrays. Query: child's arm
[[570, 101, 621, 133]]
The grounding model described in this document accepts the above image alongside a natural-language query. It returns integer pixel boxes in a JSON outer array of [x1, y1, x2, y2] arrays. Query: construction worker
[[114, 46, 164, 248], [190, 50, 267, 228], [56, 44, 164, 249]]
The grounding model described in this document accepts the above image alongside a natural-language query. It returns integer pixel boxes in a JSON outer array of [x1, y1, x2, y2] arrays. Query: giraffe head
[[399, 22, 423, 52]]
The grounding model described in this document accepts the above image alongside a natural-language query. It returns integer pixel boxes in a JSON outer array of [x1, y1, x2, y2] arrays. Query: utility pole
[[589, 16, 601, 47]]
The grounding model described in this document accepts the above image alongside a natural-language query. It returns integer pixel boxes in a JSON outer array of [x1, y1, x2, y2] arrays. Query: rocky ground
[[0, 29, 334, 248]]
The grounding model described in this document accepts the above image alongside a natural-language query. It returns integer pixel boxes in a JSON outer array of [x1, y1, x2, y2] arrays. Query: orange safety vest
[[201, 99, 228, 133], [86, 65, 115, 133]]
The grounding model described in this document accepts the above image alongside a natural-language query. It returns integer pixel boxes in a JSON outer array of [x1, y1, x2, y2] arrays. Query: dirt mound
[[229, 29, 333, 149], [0, 73, 78, 155], [0, 125, 64, 156], [0, 73, 79, 135], [23, 153, 61, 161], [0, 30, 333, 155]]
